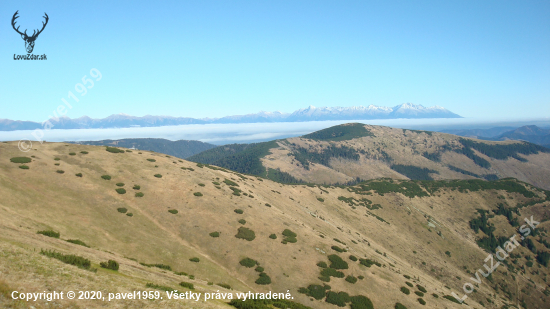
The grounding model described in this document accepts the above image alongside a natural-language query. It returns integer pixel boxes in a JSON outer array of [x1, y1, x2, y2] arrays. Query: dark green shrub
[[179, 282, 194, 290], [189, 257, 200, 263], [40, 249, 91, 270], [359, 258, 381, 267], [188, 275, 195, 279], [168, 209, 178, 214], [415, 291, 424, 297], [235, 227, 255, 241], [349, 255, 358, 261], [317, 197, 324, 202], [432, 293, 439, 298], [116, 183, 125, 187], [358, 275, 364, 280], [255, 273, 271, 285], [345, 275, 358, 284], [282, 229, 298, 244], [443, 295, 462, 304], [325, 291, 350, 307], [135, 192, 144, 197], [209, 231, 220, 237], [255, 266, 264, 272], [80, 151, 88, 154], [299, 284, 326, 300], [223, 179, 239, 186], [239, 258, 257, 268], [400, 287, 410, 295], [106, 146, 125, 153], [117, 208, 128, 213], [145, 283, 174, 292], [198, 183, 205, 187], [115, 188, 126, 194], [417, 298, 426, 305], [265, 203, 271, 207], [212, 181, 220, 185], [154, 174, 162, 178], [19, 165, 29, 169], [140, 263, 172, 270], [445, 251, 451, 257], [331, 245, 346, 253], [317, 261, 328, 268], [147, 158, 156, 162], [320, 268, 345, 278], [417, 285, 427, 293], [328, 254, 348, 269], [69, 152, 76, 156], [133, 185, 140, 190], [394, 303, 407, 309], [54, 158, 61, 161], [207, 282, 213, 285], [349, 295, 374, 309], [126, 213, 133, 217], [10, 157, 31, 163], [100, 260, 119, 271], [403, 274, 411, 279], [217, 283, 232, 290], [101, 175, 111, 180], [269, 234, 277, 239], [66, 239, 89, 247], [56, 170, 65, 174], [37, 230, 60, 238], [193, 192, 203, 196], [75, 173, 82, 177], [238, 219, 246, 225], [234, 209, 244, 214], [54, 163, 60, 166], [405, 282, 413, 287]]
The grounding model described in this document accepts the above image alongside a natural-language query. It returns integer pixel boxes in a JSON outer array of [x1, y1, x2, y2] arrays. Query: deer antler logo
[[12, 11, 49, 54]]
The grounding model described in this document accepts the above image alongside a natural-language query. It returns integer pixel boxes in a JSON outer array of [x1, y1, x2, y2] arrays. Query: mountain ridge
[[0, 103, 461, 131]]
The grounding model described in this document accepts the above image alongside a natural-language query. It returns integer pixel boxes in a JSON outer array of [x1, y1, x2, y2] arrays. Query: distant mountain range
[[441, 125, 550, 149], [0, 103, 461, 131]]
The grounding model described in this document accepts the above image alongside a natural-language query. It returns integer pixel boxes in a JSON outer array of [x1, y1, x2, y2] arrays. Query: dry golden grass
[[0, 141, 549, 308]]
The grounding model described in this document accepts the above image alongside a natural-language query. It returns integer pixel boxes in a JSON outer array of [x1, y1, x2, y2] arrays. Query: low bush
[[234, 209, 244, 214], [37, 230, 60, 238], [417, 285, 427, 293], [217, 283, 232, 290], [54, 158, 61, 161], [359, 258, 381, 268], [179, 282, 194, 290], [101, 175, 111, 180], [317, 197, 324, 202], [265, 203, 271, 207], [282, 229, 298, 244], [10, 157, 31, 163], [69, 152, 76, 156], [145, 283, 174, 292], [328, 254, 348, 269], [212, 181, 220, 185], [194, 192, 203, 196], [345, 275, 358, 284], [239, 258, 257, 268], [432, 293, 439, 298], [116, 183, 125, 187], [140, 263, 172, 271], [168, 209, 178, 214], [106, 146, 125, 153], [405, 282, 413, 287], [255, 266, 264, 272], [115, 188, 126, 194], [238, 219, 246, 225], [209, 231, 220, 237], [126, 213, 133, 217], [317, 261, 328, 268], [331, 245, 346, 253], [189, 257, 200, 263], [400, 287, 410, 295], [117, 208, 128, 213], [80, 151, 88, 154], [417, 298, 426, 305], [349, 255, 358, 261], [135, 192, 144, 197], [320, 268, 345, 278], [40, 249, 91, 270], [298, 284, 327, 300], [255, 273, 271, 285], [198, 183, 205, 187], [100, 260, 119, 271], [133, 185, 141, 190], [442, 295, 461, 304], [325, 291, 350, 307], [223, 179, 239, 186], [154, 174, 162, 178], [415, 291, 424, 297], [394, 303, 407, 309], [56, 170, 65, 174], [75, 173, 82, 177], [269, 234, 277, 239], [147, 158, 156, 162], [19, 165, 29, 169], [235, 227, 255, 241], [66, 239, 89, 247]]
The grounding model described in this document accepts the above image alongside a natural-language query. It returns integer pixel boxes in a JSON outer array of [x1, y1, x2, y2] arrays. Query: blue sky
[[1, 0, 549, 122]]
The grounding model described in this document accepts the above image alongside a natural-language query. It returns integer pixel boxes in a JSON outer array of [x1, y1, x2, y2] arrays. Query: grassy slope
[[1, 141, 550, 308]]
